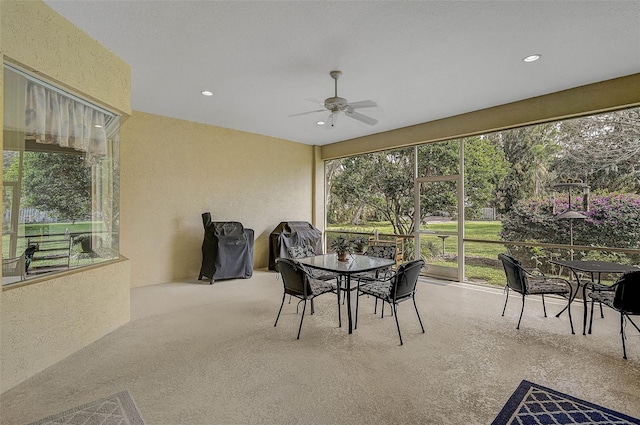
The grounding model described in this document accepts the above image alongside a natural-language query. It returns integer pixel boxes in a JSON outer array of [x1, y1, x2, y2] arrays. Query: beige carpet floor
[[2, 270, 639, 425]]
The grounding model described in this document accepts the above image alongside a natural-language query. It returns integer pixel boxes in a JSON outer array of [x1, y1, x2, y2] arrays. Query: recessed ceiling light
[[93, 124, 103, 128], [523, 54, 541, 63], [201, 90, 214, 96], [316, 121, 325, 126]]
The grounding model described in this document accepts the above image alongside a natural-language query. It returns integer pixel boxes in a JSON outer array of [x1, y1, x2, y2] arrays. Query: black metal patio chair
[[354, 245, 396, 313], [356, 259, 426, 345], [274, 258, 339, 340], [287, 245, 339, 282], [588, 270, 640, 359], [499, 253, 574, 334]]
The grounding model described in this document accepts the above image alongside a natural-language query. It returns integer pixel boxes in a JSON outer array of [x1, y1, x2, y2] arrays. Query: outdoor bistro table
[[296, 254, 396, 334], [550, 259, 639, 335]]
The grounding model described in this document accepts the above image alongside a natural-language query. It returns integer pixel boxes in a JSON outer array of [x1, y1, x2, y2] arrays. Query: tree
[[462, 137, 508, 219], [327, 139, 508, 233], [329, 149, 414, 234], [552, 109, 640, 192], [488, 123, 560, 213], [22, 151, 91, 221]]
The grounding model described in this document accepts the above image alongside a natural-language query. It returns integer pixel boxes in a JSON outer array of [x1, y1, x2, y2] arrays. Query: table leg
[[587, 273, 602, 335], [555, 267, 584, 334], [337, 276, 342, 328], [582, 280, 589, 335], [557, 272, 579, 311], [346, 275, 353, 334]]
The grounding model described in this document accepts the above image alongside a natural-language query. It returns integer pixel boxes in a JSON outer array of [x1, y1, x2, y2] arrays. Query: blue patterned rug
[[492, 380, 640, 425], [27, 390, 146, 425]]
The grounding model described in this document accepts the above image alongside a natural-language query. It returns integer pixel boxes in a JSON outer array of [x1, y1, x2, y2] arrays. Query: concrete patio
[[2, 270, 639, 425]]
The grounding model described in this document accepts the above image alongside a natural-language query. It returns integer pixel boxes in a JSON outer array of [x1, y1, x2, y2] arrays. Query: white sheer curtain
[[24, 81, 108, 163]]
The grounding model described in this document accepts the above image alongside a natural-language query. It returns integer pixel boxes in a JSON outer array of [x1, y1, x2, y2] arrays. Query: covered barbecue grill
[[199, 212, 254, 283], [268, 221, 323, 271]]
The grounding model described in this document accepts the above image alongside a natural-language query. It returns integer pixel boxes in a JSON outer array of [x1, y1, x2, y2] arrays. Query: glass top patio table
[[550, 259, 639, 335], [296, 254, 396, 334]]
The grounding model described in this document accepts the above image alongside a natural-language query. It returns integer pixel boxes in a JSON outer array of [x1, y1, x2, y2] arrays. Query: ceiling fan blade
[[288, 109, 326, 117], [346, 100, 377, 109], [304, 98, 324, 105], [344, 110, 378, 126]]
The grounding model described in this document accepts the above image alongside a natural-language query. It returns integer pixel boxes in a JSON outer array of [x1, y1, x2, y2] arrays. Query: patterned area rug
[[492, 380, 640, 425], [28, 390, 146, 425]]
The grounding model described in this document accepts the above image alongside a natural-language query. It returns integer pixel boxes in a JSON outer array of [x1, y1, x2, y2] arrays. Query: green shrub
[[501, 193, 640, 268]]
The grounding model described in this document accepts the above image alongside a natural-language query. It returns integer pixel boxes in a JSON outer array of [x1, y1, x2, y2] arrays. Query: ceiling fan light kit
[[289, 70, 378, 127]]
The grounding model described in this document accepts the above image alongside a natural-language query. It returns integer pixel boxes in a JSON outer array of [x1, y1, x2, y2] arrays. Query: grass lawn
[[327, 220, 507, 286], [3, 221, 100, 254]]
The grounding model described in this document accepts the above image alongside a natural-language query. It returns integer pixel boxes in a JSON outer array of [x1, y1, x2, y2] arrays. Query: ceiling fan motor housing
[[324, 96, 348, 112]]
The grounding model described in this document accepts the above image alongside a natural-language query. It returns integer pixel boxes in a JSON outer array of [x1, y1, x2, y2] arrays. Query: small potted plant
[[351, 236, 368, 254], [330, 235, 354, 262]]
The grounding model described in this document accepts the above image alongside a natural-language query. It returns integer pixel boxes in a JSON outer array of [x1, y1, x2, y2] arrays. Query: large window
[[2, 65, 120, 286], [326, 107, 640, 285]]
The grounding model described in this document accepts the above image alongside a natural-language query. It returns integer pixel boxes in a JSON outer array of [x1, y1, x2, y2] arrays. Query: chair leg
[[627, 315, 640, 333], [413, 296, 425, 333], [297, 300, 308, 340], [355, 289, 360, 329], [567, 293, 574, 335], [620, 314, 640, 360], [274, 294, 286, 327], [541, 294, 547, 317], [502, 286, 510, 316], [599, 302, 604, 318], [621, 312, 627, 359], [393, 303, 403, 345], [311, 298, 315, 315], [517, 294, 525, 329]]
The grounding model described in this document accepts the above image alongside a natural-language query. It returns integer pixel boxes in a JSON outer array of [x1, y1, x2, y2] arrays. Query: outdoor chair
[[499, 253, 574, 334], [274, 258, 339, 340], [2, 244, 39, 282], [287, 245, 339, 281], [354, 245, 397, 313], [2, 254, 26, 280], [355, 245, 396, 280], [286, 245, 340, 306], [356, 259, 426, 345], [583, 279, 616, 334], [72, 234, 100, 265], [588, 270, 640, 359]]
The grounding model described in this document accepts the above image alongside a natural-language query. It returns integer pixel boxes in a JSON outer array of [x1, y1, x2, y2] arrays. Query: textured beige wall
[[0, 0, 131, 116], [1, 11, 5, 396], [312, 146, 326, 233], [1, 0, 133, 393], [1, 259, 131, 392], [120, 112, 314, 287]]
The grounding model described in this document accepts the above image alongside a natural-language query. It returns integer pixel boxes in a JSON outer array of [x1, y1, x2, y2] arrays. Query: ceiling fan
[[289, 70, 378, 127]]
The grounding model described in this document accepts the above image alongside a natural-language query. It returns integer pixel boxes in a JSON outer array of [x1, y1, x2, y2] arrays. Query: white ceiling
[[44, 1, 640, 146]]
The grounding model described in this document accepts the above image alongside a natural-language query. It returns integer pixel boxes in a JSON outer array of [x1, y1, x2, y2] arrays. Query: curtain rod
[[3, 62, 117, 119]]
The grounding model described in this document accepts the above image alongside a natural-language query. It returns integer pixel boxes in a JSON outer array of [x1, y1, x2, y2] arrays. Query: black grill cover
[[199, 213, 254, 283], [268, 221, 323, 271]]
